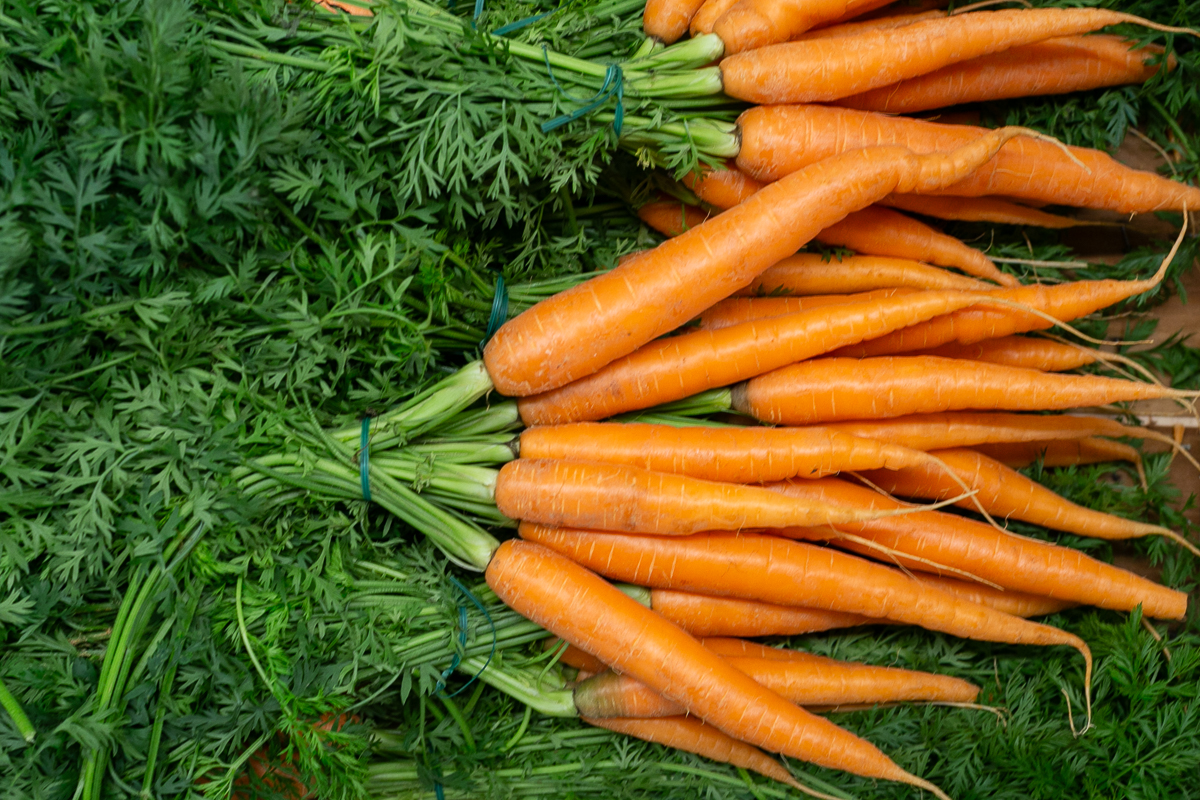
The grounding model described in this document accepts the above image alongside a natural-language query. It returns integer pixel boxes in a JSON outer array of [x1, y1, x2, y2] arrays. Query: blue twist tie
[[492, 8, 556, 36], [359, 417, 372, 502], [435, 576, 498, 699], [480, 275, 508, 349], [541, 52, 623, 135]]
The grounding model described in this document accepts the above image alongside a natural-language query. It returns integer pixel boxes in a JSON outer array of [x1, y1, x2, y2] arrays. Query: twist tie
[[492, 8, 556, 36], [480, 275, 508, 349], [435, 576, 497, 698], [359, 417, 372, 502], [541, 52, 623, 135]]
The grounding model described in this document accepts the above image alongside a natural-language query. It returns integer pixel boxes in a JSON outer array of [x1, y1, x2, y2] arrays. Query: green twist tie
[[480, 275, 509, 349], [492, 8, 556, 35], [541, 53, 623, 135], [359, 417, 372, 502], [435, 576, 497, 699]]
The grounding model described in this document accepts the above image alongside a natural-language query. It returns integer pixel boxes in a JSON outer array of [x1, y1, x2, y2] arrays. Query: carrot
[[515, 289, 1016, 424], [683, 163, 765, 209], [519, 523, 1094, 713], [909, 573, 1077, 618], [573, 652, 980, 716], [733, 356, 1197, 424], [733, 253, 995, 295], [908, 336, 1097, 372], [583, 717, 836, 798], [717, 8, 1194, 98], [690, 0, 739, 35], [800, 8, 947, 38], [735, 104, 1200, 212], [552, 641, 610, 674], [974, 437, 1144, 470], [838, 35, 1169, 113], [766, 476, 1189, 618], [644, 0, 710, 42], [493, 459, 947, 535], [813, 206, 1016, 285], [713, 0, 931, 53], [486, 539, 948, 794], [650, 589, 877, 637], [482, 126, 1055, 396], [638, 198, 711, 237], [856, 447, 1200, 555], [700, 289, 916, 329], [701, 637, 820, 660], [880, 194, 1103, 228], [516, 421, 956, 483]]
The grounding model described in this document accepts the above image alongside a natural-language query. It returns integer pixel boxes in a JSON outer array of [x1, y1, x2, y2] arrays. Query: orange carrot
[[857, 447, 1199, 554], [735, 104, 1200, 212], [838, 35, 1168, 113], [552, 641, 610, 674], [483, 127, 1051, 396], [690, 0, 739, 35], [644, 0, 710, 42], [766, 476, 1188, 618], [801, 8, 946, 38], [650, 589, 877, 637], [516, 420, 952, 483], [486, 540, 947, 793], [493, 459, 932, 535], [638, 199, 711, 237], [516, 289, 1010, 424], [909, 336, 1097, 371], [683, 162, 765, 208], [974, 437, 1144, 470], [700, 290, 916, 329], [717, 8, 1193, 98], [880, 194, 1101, 228], [714, 0, 928, 53], [519, 524, 1095, 695], [733, 253, 995, 295], [909, 573, 1076, 618], [733, 356, 1196, 424]]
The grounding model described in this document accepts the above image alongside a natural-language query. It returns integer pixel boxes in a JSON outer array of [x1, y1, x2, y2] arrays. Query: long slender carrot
[[486, 540, 948, 794], [650, 589, 877, 637], [910, 573, 1077, 618], [583, 717, 835, 798], [516, 421, 953, 483], [734, 104, 1200, 212], [493, 459, 938, 535], [838, 35, 1169, 113], [856, 447, 1200, 554], [766, 476, 1189, 618], [482, 126, 1056, 397], [800, 7, 947, 38], [733, 356, 1197, 424], [880, 194, 1102, 228], [974, 437, 1144, 470], [515, 289, 1014, 424], [907, 336, 1097, 371], [700, 290, 915, 329], [717, 8, 1194, 97], [519, 524, 1095, 703], [733, 253, 995, 295], [644, 0, 710, 42]]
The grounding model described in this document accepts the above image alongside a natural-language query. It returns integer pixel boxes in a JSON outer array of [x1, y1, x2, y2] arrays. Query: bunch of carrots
[[230, 0, 1200, 795]]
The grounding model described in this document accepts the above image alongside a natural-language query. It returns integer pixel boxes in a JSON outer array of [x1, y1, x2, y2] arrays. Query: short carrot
[[486, 539, 948, 794], [638, 198, 711, 237], [856, 447, 1199, 554], [644, 0, 710, 42], [483, 126, 1055, 396], [734, 104, 1200, 212], [880, 194, 1102, 228], [683, 162, 764, 208], [837, 35, 1168, 113], [908, 336, 1097, 372], [733, 356, 1197, 424], [733, 253, 995, 295], [766, 476, 1189, 618]]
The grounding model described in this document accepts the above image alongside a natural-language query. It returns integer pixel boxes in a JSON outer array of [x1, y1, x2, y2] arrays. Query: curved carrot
[[910, 573, 1076, 618], [718, 8, 1194, 101], [583, 717, 833, 798], [486, 540, 946, 793], [814, 206, 1015, 285], [483, 126, 1054, 397], [651, 589, 876, 637], [766, 476, 1188, 618], [735, 104, 1200, 212], [516, 289, 1008, 424], [700, 290, 915, 329], [733, 253, 995, 296], [974, 437, 1144, 470], [638, 199, 711, 237], [714, 0, 910, 53], [644, 0, 709, 42], [838, 35, 1168, 114], [881, 194, 1100, 228], [910, 336, 1097, 372], [857, 447, 1199, 554], [516, 421, 949, 483], [493, 459, 932, 535], [734, 356, 1197, 424]]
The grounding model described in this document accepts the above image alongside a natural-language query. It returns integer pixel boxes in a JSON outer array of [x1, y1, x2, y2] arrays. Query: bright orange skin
[[652, 589, 875, 637], [735, 356, 1190, 424], [720, 8, 1167, 103], [714, 0, 896, 54], [767, 476, 1188, 619], [583, 716, 808, 793], [483, 128, 1046, 397], [734, 254, 993, 296], [974, 437, 1143, 469], [880, 194, 1091, 228], [859, 447, 1173, 541], [486, 540, 933, 787], [737, 104, 1200, 212], [493, 459, 922, 534], [839, 35, 1167, 113], [516, 289, 1002, 424], [638, 200, 711, 237], [643, 0, 709, 42], [908, 573, 1076, 618], [684, 164, 765, 209], [690, 0, 740, 35], [701, 289, 913, 329], [911, 336, 1096, 372], [517, 421, 940, 483], [801, 8, 946, 39], [519, 524, 1094, 668]]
